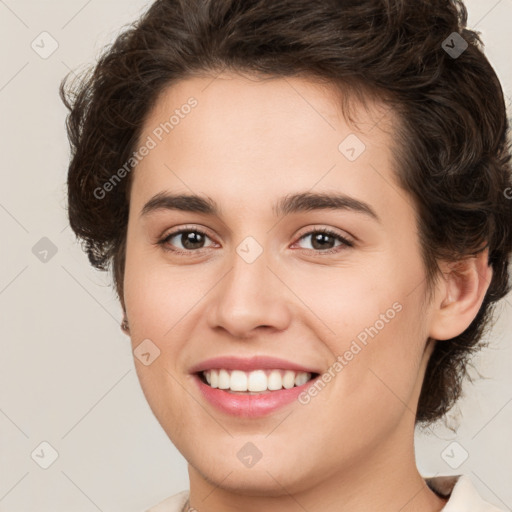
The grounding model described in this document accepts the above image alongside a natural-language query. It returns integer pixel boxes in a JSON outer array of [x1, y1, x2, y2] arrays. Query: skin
[[122, 72, 492, 512]]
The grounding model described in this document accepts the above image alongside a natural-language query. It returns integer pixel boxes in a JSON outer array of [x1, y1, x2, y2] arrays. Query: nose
[[206, 242, 292, 339]]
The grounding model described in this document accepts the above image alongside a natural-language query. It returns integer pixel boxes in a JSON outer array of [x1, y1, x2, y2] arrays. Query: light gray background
[[0, 1, 511, 511]]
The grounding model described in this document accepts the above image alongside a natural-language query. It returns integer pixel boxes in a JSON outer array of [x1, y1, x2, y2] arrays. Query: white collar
[[425, 474, 505, 511]]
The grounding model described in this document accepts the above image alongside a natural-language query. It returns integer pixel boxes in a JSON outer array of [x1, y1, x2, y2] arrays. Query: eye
[[293, 228, 354, 254], [157, 225, 354, 256], [158, 227, 216, 254]]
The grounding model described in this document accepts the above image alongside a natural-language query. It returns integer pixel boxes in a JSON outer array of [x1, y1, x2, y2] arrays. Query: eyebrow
[[140, 191, 381, 223]]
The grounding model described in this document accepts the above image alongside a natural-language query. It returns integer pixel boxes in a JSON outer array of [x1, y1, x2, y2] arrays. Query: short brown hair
[[60, 0, 512, 424]]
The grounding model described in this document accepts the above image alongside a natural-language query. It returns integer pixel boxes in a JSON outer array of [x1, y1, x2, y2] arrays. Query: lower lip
[[193, 374, 317, 418]]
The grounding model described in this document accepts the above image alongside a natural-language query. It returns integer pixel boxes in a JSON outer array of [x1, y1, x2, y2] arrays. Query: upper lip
[[189, 356, 321, 374]]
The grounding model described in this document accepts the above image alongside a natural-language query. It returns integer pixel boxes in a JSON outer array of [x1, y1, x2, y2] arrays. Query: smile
[[200, 368, 315, 393], [189, 356, 322, 417]]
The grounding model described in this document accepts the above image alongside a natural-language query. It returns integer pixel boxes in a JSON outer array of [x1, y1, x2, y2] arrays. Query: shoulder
[[144, 490, 190, 512], [424, 474, 506, 512]]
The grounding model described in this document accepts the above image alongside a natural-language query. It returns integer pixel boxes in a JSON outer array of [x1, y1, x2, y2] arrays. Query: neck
[[187, 415, 447, 512]]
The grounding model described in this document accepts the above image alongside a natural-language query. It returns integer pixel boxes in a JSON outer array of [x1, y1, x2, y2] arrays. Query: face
[[123, 73, 436, 494]]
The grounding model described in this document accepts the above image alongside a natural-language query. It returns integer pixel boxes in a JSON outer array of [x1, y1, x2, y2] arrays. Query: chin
[[194, 462, 307, 497]]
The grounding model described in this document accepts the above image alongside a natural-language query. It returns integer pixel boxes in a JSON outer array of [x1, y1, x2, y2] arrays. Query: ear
[[428, 248, 493, 341]]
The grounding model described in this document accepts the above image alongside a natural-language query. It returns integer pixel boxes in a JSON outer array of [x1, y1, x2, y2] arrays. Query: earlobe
[[121, 313, 130, 334], [428, 249, 493, 341]]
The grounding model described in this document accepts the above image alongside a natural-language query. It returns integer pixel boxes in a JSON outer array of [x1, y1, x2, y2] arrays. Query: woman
[[60, 0, 512, 510]]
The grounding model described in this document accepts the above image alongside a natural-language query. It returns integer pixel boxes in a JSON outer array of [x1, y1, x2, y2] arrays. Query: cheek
[[292, 256, 429, 411], [123, 251, 195, 435], [303, 300, 427, 456], [123, 248, 204, 340]]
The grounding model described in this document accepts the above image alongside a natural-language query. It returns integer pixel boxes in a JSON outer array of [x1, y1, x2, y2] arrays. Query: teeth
[[294, 372, 309, 386], [202, 369, 313, 392], [230, 370, 247, 391], [282, 370, 295, 389], [248, 370, 267, 392], [267, 370, 283, 390], [209, 369, 218, 388], [218, 369, 230, 389]]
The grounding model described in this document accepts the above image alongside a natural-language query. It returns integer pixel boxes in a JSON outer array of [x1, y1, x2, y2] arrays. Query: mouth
[[192, 366, 321, 417], [190, 355, 323, 417], [197, 368, 319, 394]]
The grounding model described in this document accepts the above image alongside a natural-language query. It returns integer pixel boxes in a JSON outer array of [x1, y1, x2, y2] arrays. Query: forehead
[[130, 73, 403, 222], [141, 72, 393, 150]]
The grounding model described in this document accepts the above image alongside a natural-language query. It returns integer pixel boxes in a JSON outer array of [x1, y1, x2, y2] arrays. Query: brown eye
[[294, 228, 354, 254], [159, 228, 216, 254]]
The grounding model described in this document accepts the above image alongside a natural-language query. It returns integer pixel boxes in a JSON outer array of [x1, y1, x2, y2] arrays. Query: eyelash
[[157, 226, 354, 256]]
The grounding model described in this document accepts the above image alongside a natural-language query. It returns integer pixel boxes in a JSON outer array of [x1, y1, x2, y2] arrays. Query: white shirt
[[145, 474, 506, 511]]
